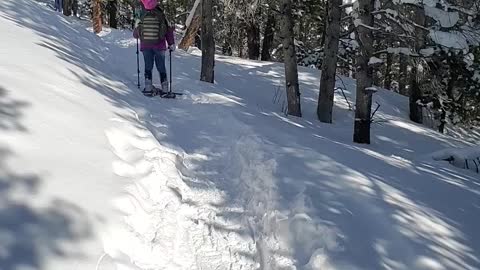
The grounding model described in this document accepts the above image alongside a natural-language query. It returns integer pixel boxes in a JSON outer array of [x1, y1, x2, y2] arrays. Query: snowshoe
[[160, 91, 177, 99], [142, 86, 164, 97]]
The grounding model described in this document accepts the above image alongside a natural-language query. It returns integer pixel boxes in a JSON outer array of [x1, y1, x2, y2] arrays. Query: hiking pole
[[162, 49, 182, 98], [136, 38, 140, 89], [169, 49, 172, 93], [161, 49, 176, 98]]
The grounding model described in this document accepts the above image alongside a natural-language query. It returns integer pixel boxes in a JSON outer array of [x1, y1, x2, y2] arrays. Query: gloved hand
[[169, 44, 176, 52], [133, 27, 139, 39]]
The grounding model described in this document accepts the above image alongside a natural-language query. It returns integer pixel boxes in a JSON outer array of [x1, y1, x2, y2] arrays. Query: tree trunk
[[384, 52, 392, 90], [200, 0, 215, 83], [399, 53, 408, 95], [438, 108, 446, 133], [179, 0, 201, 50], [298, 17, 306, 43], [238, 27, 246, 58], [222, 22, 233, 56], [409, 6, 425, 124], [63, 0, 72, 16], [261, 12, 275, 61], [247, 22, 260, 60], [108, 0, 118, 29], [71, 0, 78, 16], [320, 0, 329, 47], [353, 0, 375, 144], [317, 0, 342, 123], [409, 59, 423, 123], [92, 0, 102, 34], [281, 0, 302, 117]]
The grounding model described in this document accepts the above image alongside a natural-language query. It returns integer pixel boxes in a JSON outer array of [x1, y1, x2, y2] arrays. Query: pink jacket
[[134, 26, 175, 51]]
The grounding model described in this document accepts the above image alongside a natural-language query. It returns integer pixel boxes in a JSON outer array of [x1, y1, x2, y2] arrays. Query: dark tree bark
[[246, 22, 261, 60], [261, 12, 275, 61], [409, 6, 426, 124], [384, 52, 393, 90], [399, 54, 408, 95], [238, 26, 246, 58], [63, 0, 72, 16], [353, 0, 375, 144], [317, 0, 342, 123], [281, 0, 302, 117], [108, 0, 118, 29], [320, 0, 329, 47], [71, 0, 78, 16], [200, 0, 215, 83], [222, 13, 234, 56], [409, 58, 423, 123], [222, 22, 233, 56]]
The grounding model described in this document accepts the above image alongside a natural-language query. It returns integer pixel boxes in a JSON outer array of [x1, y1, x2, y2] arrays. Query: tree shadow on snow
[[0, 85, 92, 270], [0, 0, 144, 114], [1, 1, 479, 269], [106, 50, 480, 270], [0, 86, 29, 132], [291, 136, 480, 269]]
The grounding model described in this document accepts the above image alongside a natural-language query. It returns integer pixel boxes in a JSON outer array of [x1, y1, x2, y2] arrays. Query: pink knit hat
[[141, 0, 157, 10]]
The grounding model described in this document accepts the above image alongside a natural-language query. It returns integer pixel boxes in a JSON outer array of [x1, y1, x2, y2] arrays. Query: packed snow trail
[[1, 1, 480, 270]]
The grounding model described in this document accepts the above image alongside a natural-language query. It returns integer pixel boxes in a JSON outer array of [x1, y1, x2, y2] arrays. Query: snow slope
[[0, 1, 135, 269], [433, 146, 480, 174], [1, 1, 480, 270]]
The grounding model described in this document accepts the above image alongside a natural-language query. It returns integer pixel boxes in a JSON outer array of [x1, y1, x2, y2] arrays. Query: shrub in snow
[[295, 41, 323, 69]]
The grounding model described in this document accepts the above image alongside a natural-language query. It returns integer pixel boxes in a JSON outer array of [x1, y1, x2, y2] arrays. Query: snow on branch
[[429, 30, 469, 52], [379, 12, 415, 34], [354, 19, 381, 31], [368, 57, 384, 65], [340, 3, 354, 9], [425, 6, 459, 28]]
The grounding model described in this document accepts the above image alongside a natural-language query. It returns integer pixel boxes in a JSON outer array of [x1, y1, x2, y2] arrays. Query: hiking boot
[[161, 80, 169, 92], [143, 79, 154, 96]]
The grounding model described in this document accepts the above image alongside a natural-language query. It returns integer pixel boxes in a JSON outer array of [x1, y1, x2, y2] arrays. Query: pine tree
[[280, 0, 302, 117], [108, 0, 118, 29], [261, 10, 276, 61], [92, 0, 102, 34], [317, 0, 342, 123], [200, 0, 215, 83], [409, 5, 426, 124], [353, 0, 376, 144]]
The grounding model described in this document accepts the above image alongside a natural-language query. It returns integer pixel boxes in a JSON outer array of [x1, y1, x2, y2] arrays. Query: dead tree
[[178, 0, 202, 50]]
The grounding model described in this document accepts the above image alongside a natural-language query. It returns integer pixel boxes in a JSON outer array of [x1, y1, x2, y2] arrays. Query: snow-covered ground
[[1, 1, 479, 270], [433, 146, 480, 174]]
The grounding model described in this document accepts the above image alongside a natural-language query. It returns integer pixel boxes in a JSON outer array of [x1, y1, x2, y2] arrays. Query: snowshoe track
[[102, 114, 257, 270]]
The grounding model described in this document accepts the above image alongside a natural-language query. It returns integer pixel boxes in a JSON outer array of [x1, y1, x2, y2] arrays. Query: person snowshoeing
[[134, 0, 175, 96]]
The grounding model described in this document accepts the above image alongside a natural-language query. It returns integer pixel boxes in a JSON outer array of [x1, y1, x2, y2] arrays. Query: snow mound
[[432, 147, 480, 173]]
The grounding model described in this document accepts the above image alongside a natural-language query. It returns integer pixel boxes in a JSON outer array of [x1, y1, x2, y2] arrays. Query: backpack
[[138, 7, 169, 45]]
